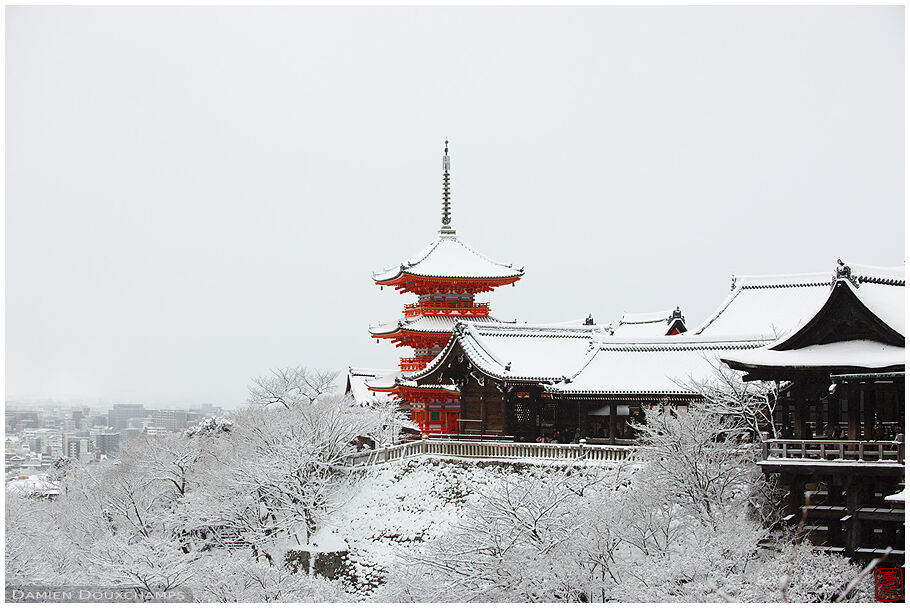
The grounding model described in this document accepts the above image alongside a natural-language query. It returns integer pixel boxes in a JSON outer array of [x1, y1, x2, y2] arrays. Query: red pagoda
[[367, 142, 523, 436]]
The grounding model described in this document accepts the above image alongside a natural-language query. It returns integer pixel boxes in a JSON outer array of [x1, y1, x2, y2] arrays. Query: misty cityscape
[[6, 401, 226, 491]]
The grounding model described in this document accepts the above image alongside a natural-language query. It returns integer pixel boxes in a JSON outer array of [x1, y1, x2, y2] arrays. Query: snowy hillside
[[314, 457, 618, 597]]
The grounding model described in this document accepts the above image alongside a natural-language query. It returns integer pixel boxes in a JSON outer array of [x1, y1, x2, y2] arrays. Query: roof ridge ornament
[[440, 139, 455, 235], [833, 258, 860, 289]]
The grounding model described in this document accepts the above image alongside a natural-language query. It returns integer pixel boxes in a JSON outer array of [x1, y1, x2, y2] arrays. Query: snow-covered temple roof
[[693, 261, 904, 339], [545, 335, 769, 397], [721, 265, 905, 378], [722, 340, 904, 372], [397, 379, 459, 393], [346, 367, 398, 401], [612, 307, 686, 338], [372, 233, 524, 284], [370, 314, 498, 337], [411, 320, 611, 383]]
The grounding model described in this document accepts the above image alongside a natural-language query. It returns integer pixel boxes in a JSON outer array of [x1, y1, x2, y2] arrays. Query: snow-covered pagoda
[[367, 142, 523, 436]]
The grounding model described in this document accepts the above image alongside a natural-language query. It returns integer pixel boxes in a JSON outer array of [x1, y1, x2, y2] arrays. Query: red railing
[[403, 301, 490, 318], [400, 356, 434, 372]]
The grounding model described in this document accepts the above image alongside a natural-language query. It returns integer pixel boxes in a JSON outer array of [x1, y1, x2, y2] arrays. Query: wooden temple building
[[404, 320, 764, 442], [362, 142, 523, 436], [347, 145, 904, 559], [722, 261, 904, 560], [400, 261, 904, 448]]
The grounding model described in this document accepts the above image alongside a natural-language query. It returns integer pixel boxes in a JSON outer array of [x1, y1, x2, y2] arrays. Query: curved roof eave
[[372, 234, 525, 284]]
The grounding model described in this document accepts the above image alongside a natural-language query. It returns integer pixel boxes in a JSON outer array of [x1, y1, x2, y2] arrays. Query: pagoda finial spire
[[440, 139, 454, 234]]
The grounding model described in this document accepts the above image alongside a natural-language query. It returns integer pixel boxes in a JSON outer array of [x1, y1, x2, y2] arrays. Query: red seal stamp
[[874, 567, 904, 602]]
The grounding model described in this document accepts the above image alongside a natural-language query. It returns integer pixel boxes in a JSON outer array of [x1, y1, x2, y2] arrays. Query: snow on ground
[[314, 456, 617, 597]]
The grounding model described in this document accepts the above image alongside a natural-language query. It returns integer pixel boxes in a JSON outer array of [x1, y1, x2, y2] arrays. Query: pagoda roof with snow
[[372, 233, 524, 288], [692, 262, 904, 340], [370, 314, 499, 341]]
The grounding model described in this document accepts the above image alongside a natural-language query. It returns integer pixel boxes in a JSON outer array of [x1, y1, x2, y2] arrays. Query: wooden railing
[[403, 301, 490, 318], [761, 440, 904, 464], [343, 439, 635, 468]]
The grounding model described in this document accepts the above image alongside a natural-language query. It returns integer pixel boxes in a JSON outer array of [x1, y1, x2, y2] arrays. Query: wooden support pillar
[[786, 474, 805, 519], [826, 393, 840, 438], [609, 402, 617, 445], [480, 391, 486, 437], [847, 385, 860, 441], [780, 397, 791, 435], [579, 398, 590, 438], [862, 385, 876, 440], [794, 397, 809, 440], [576, 401, 582, 438], [828, 479, 845, 547], [844, 481, 871, 556], [814, 396, 825, 438], [501, 391, 514, 439]]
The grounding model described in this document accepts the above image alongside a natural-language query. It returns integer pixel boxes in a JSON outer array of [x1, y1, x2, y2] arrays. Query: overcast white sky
[[6, 5, 905, 409]]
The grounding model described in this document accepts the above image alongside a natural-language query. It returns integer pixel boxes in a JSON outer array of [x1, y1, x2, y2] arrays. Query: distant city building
[[152, 410, 188, 432], [65, 436, 91, 461], [95, 432, 120, 455], [121, 428, 143, 441], [5, 410, 40, 432], [108, 404, 146, 429], [27, 437, 45, 454]]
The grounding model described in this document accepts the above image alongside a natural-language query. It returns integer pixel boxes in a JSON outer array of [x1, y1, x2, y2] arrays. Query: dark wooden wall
[[458, 375, 506, 436]]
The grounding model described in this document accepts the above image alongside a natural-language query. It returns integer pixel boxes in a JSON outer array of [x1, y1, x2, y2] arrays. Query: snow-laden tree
[[630, 405, 761, 530], [175, 367, 406, 562], [678, 358, 781, 439], [6, 367, 387, 601], [187, 552, 352, 602], [248, 366, 339, 409], [379, 464, 629, 602], [380, 407, 872, 603], [180, 395, 402, 559]]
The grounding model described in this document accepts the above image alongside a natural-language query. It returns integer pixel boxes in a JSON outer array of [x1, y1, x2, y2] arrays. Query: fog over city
[[6, 5, 904, 409]]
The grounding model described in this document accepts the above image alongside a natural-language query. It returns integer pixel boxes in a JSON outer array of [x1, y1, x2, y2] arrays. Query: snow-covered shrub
[[183, 415, 232, 438]]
